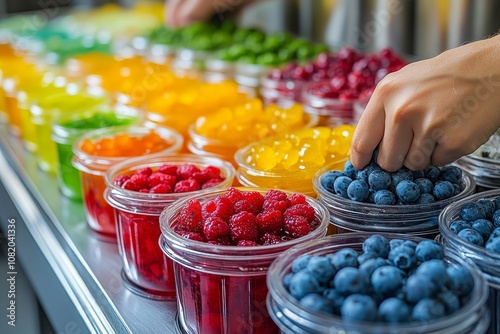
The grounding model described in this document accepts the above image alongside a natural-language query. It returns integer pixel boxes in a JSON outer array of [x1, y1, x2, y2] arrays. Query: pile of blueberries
[[284, 234, 474, 323], [320, 160, 464, 205], [449, 195, 500, 253]]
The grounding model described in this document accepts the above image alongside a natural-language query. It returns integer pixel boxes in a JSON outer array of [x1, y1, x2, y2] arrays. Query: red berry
[[149, 172, 176, 188], [136, 167, 153, 176], [174, 178, 200, 193], [212, 196, 234, 221], [177, 198, 203, 232], [129, 173, 150, 190], [262, 199, 288, 213], [177, 164, 201, 180], [233, 200, 252, 214], [202, 200, 217, 218], [207, 237, 231, 246], [114, 175, 130, 187], [229, 211, 258, 242], [223, 187, 245, 204], [284, 215, 311, 238], [139, 188, 150, 193], [150, 183, 172, 193], [237, 240, 259, 247], [158, 164, 177, 176], [203, 216, 230, 241], [264, 189, 288, 202], [289, 193, 307, 206], [202, 166, 222, 179], [201, 178, 224, 189], [284, 204, 316, 223], [122, 179, 140, 191], [243, 191, 265, 214], [192, 171, 209, 185], [256, 209, 283, 234], [259, 233, 282, 245], [176, 231, 205, 242]]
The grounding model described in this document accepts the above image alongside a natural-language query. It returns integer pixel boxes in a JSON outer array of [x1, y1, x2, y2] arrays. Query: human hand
[[165, 0, 252, 27], [350, 35, 500, 172]]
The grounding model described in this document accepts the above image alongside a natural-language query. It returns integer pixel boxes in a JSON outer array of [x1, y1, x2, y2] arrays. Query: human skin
[[350, 34, 500, 172], [165, 0, 253, 27]]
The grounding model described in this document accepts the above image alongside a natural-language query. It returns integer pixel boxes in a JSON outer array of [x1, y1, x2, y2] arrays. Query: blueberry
[[415, 259, 448, 287], [333, 267, 370, 295], [373, 190, 396, 205], [368, 170, 391, 191], [357, 251, 378, 265], [401, 240, 417, 250], [343, 160, 358, 180], [433, 181, 454, 201], [459, 202, 486, 221], [288, 271, 321, 299], [306, 256, 336, 284], [334, 176, 353, 199], [367, 191, 376, 204], [378, 297, 411, 323], [404, 275, 439, 303], [477, 199, 495, 219], [415, 193, 436, 204], [424, 165, 440, 183], [292, 255, 311, 273], [412, 170, 425, 179], [493, 210, 500, 228], [329, 248, 359, 270], [389, 239, 404, 250], [362, 234, 390, 258], [323, 289, 345, 314], [371, 265, 404, 296], [446, 265, 474, 297], [396, 180, 421, 204], [412, 298, 446, 321], [414, 178, 433, 194], [321, 171, 344, 193], [452, 183, 462, 196], [283, 273, 293, 290], [340, 294, 377, 322], [471, 219, 494, 242], [438, 288, 461, 314], [389, 245, 418, 271], [391, 168, 414, 188], [449, 220, 471, 234], [415, 240, 444, 261], [358, 257, 387, 278], [488, 227, 500, 242], [438, 166, 462, 184], [495, 196, 500, 211], [357, 163, 381, 183], [300, 293, 334, 313], [457, 228, 485, 247], [486, 237, 500, 253], [347, 180, 370, 202]]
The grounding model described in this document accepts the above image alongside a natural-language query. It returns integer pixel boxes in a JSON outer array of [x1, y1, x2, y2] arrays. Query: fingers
[[350, 91, 385, 170], [403, 136, 436, 171], [376, 116, 414, 172], [166, 0, 184, 27]]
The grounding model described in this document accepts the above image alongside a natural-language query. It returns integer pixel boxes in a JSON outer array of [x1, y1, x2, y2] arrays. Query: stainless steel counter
[[0, 124, 177, 334]]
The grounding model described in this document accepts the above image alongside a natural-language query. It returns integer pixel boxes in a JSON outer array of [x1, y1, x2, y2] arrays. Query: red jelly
[[104, 154, 235, 299], [159, 187, 330, 333]]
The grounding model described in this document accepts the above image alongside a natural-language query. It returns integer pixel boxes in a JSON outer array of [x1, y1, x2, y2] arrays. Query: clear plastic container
[[439, 189, 500, 334], [31, 92, 109, 173], [234, 62, 267, 96], [454, 155, 500, 191], [302, 89, 356, 127], [170, 48, 207, 78], [72, 126, 183, 241], [259, 75, 305, 107], [104, 154, 235, 299], [267, 232, 490, 334], [51, 105, 143, 200], [159, 187, 330, 334], [313, 166, 476, 238], [204, 58, 234, 83]]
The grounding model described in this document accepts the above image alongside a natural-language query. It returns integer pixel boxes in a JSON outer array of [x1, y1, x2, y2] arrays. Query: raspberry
[[177, 198, 203, 232], [114, 175, 130, 187], [207, 237, 231, 246], [201, 178, 224, 189], [122, 179, 140, 191], [289, 193, 307, 206], [202, 200, 217, 218], [203, 166, 222, 179], [262, 199, 288, 213], [176, 230, 205, 242], [256, 209, 283, 234], [243, 191, 265, 215], [136, 167, 153, 176], [203, 216, 230, 241], [284, 215, 311, 238], [237, 240, 259, 247], [259, 233, 282, 245], [284, 204, 316, 223], [213, 196, 234, 221], [234, 200, 253, 214], [129, 173, 150, 189], [223, 187, 245, 204], [229, 211, 258, 242], [177, 164, 201, 180], [150, 183, 172, 193], [158, 164, 177, 176], [174, 178, 201, 193], [264, 189, 289, 202], [139, 189, 149, 193], [192, 171, 209, 185], [149, 172, 176, 188]]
